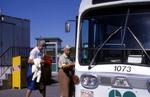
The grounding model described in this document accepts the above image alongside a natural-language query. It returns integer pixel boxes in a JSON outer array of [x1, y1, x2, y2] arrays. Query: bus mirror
[[65, 21, 71, 32], [65, 20, 76, 33]]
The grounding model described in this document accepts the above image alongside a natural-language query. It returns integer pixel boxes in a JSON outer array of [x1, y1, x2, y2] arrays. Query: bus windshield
[[79, 6, 150, 66]]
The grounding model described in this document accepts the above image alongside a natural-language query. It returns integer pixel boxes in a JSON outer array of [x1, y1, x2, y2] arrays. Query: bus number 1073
[[114, 66, 131, 72]]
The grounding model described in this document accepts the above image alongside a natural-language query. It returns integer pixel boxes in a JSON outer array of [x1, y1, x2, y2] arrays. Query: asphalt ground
[[0, 75, 59, 97]]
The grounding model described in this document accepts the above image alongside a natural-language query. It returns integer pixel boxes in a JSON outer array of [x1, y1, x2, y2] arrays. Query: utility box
[[12, 56, 28, 89]]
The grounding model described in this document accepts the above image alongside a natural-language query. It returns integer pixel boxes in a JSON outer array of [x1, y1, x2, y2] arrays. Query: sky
[[0, 0, 81, 47]]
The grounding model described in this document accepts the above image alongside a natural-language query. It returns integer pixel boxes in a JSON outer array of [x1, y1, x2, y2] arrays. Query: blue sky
[[0, 0, 81, 47]]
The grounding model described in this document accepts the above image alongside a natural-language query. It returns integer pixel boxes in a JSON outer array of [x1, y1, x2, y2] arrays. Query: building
[[0, 15, 30, 65], [0, 15, 30, 89]]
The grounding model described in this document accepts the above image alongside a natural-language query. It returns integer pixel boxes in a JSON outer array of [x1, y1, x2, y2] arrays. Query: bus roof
[[79, 0, 150, 14]]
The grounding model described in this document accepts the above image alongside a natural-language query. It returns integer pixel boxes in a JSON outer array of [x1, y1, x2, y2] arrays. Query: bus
[[66, 0, 150, 97]]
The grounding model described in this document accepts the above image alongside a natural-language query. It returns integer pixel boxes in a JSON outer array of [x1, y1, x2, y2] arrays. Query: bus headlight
[[80, 75, 98, 89]]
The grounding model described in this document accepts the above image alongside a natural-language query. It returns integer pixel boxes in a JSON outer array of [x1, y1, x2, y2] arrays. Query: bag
[[43, 55, 52, 65], [41, 55, 52, 85], [41, 65, 51, 85]]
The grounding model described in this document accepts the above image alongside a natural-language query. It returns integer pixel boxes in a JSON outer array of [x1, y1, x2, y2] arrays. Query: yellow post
[[12, 56, 27, 89]]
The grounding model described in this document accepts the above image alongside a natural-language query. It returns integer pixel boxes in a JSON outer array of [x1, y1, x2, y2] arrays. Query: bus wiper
[[121, 8, 130, 46], [88, 27, 122, 69], [127, 27, 150, 60]]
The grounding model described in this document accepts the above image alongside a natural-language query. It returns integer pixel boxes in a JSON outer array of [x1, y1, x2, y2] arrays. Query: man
[[26, 40, 46, 97], [58, 45, 75, 97]]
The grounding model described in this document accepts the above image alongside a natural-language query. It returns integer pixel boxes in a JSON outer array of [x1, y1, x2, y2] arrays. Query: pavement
[[0, 75, 60, 97]]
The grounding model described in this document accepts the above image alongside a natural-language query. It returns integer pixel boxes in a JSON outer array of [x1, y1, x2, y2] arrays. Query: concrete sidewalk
[[0, 75, 60, 97]]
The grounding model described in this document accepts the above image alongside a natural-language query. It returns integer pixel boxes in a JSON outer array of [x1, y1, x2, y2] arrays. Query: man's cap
[[64, 45, 71, 50]]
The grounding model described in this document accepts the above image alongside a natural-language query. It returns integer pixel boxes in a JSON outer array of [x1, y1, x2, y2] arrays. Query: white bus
[[66, 0, 150, 97]]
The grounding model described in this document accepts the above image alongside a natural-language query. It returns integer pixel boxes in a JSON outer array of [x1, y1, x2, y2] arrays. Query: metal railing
[[0, 66, 10, 78]]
